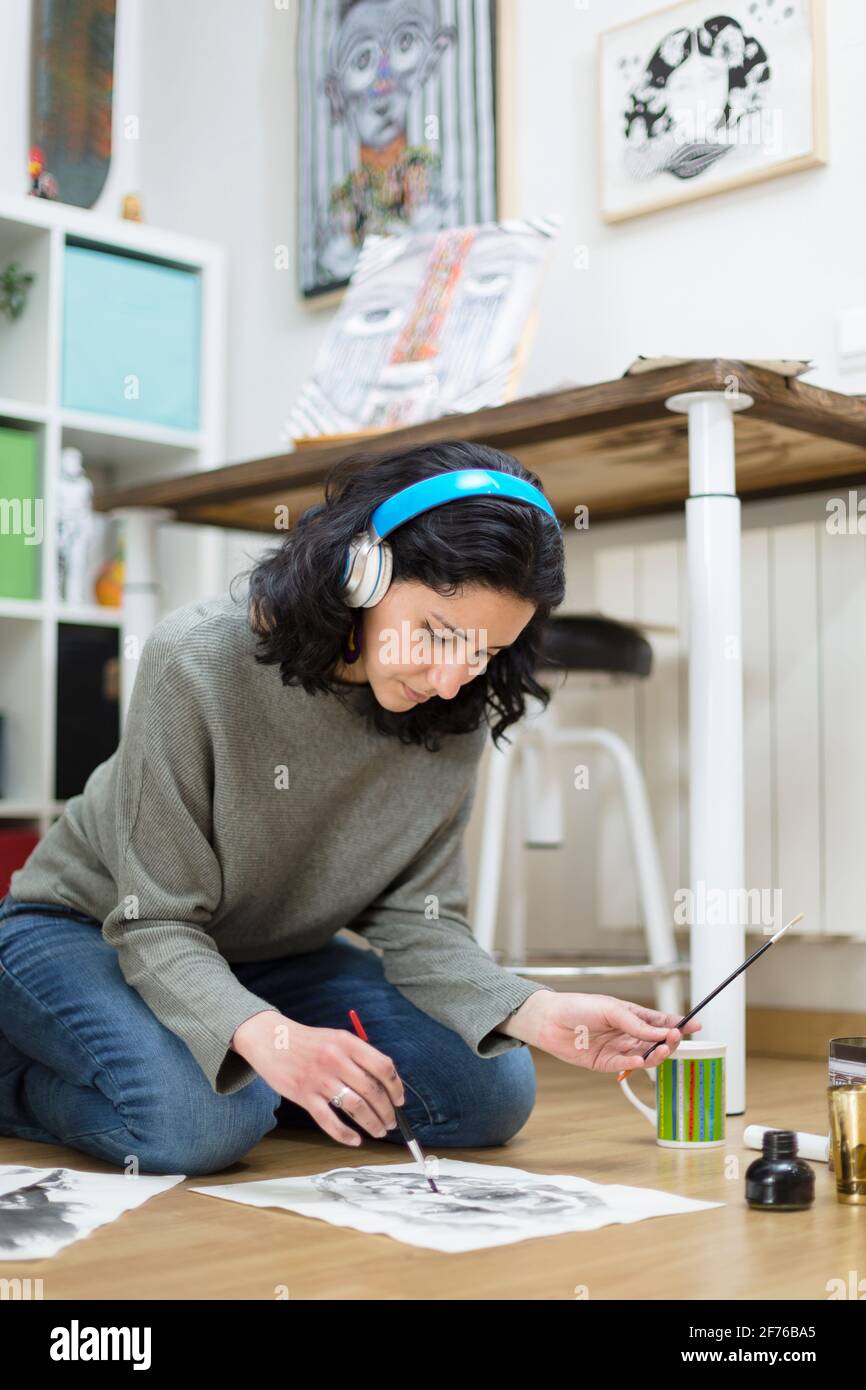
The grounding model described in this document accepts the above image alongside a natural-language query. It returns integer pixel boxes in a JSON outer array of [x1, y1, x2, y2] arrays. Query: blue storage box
[[62, 243, 201, 430]]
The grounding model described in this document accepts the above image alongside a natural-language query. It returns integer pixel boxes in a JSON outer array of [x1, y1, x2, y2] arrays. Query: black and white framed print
[[598, 0, 827, 223]]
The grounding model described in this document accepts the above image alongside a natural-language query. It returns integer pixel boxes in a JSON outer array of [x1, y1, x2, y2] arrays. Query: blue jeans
[[0, 896, 536, 1175]]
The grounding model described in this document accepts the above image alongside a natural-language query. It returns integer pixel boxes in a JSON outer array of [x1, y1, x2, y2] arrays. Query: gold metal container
[[828, 1083, 866, 1204]]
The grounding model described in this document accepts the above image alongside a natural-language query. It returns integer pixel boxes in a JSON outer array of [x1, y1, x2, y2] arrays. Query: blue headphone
[[341, 468, 557, 609]]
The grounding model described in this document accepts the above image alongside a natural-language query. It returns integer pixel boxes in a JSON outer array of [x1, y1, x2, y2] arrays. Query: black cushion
[[536, 615, 653, 678]]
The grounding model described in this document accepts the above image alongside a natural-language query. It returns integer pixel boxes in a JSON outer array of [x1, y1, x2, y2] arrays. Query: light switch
[[836, 308, 866, 371]]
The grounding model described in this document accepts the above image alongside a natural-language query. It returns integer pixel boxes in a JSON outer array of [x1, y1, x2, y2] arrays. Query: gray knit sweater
[[10, 591, 548, 1095]]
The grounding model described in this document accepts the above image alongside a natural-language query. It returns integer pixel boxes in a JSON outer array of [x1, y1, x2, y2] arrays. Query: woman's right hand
[[230, 1009, 405, 1147]]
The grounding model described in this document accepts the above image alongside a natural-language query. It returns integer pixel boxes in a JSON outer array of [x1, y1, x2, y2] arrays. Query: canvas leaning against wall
[[598, 0, 827, 223], [288, 216, 558, 439], [297, 0, 501, 299]]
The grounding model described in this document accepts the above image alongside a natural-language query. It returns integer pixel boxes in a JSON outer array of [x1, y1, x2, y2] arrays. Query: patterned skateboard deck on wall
[[30, 0, 117, 209]]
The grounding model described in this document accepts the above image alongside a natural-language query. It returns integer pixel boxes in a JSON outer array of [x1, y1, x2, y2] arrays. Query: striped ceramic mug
[[619, 1040, 726, 1148]]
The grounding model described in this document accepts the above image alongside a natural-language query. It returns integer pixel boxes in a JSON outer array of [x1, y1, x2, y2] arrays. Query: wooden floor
[[0, 1053, 857, 1300]]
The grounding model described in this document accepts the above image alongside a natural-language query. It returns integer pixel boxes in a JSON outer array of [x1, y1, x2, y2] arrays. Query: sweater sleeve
[[101, 621, 278, 1096], [351, 752, 554, 1056]]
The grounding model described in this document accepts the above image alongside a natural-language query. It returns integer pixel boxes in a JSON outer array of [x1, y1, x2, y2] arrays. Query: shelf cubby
[[0, 216, 52, 406]]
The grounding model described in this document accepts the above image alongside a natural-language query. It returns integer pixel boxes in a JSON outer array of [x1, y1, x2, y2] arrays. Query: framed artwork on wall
[[296, 0, 514, 303], [598, 0, 827, 223]]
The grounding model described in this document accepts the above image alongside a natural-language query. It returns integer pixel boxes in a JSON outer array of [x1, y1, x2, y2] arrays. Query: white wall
[[137, 0, 325, 464], [0, 1, 32, 198]]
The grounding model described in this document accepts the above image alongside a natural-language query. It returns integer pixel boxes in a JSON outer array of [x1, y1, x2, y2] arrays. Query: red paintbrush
[[348, 1008, 439, 1193]]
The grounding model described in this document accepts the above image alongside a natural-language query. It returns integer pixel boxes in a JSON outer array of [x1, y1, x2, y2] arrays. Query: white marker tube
[[743, 1124, 829, 1163]]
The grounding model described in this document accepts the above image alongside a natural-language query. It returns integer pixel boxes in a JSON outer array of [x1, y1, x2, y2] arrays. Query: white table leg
[[665, 388, 754, 1114], [111, 507, 174, 725]]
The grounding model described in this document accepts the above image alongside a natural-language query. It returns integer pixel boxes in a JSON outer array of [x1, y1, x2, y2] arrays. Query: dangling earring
[[341, 614, 363, 664]]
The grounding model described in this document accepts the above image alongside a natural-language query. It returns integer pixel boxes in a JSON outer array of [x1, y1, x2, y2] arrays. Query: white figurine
[[57, 447, 94, 605]]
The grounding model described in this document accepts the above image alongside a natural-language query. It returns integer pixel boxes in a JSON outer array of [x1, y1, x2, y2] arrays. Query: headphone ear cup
[[361, 538, 393, 607], [354, 538, 392, 608], [343, 535, 393, 608], [341, 536, 367, 608]]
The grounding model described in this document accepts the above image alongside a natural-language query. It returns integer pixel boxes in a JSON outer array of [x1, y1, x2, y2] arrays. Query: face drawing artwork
[[325, 0, 455, 152], [296, 222, 554, 434], [316, 0, 458, 282], [0, 1168, 90, 1257], [622, 15, 772, 184], [312, 1167, 610, 1230]]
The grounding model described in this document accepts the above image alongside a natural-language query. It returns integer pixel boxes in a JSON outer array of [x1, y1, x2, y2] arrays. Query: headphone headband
[[341, 467, 557, 606], [368, 468, 556, 542]]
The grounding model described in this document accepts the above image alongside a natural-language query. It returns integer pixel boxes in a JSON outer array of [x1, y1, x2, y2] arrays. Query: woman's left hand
[[501, 990, 702, 1072]]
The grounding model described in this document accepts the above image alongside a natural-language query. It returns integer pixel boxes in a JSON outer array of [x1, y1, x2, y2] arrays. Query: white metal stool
[[473, 615, 686, 1015]]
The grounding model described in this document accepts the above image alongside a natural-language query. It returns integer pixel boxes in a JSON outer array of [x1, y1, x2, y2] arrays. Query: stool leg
[[506, 750, 528, 964], [592, 728, 683, 1016], [521, 694, 564, 847], [473, 731, 520, 955], [547, 726, 683, 1015]]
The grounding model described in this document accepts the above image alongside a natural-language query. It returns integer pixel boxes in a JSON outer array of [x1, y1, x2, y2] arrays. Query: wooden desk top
[[94, 359, 866, 532]]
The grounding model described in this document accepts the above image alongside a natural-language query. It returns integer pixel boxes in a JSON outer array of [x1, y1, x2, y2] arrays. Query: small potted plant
[[0, 262, 36, 322]]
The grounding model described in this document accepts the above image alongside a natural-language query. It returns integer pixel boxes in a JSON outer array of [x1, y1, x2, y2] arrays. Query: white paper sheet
[[0, 1164, 185, 1261], [191, 1159, 723, 1253]]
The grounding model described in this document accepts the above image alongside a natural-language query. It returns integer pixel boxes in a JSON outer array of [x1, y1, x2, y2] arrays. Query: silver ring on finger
[[330, 1085, 353, 1110]]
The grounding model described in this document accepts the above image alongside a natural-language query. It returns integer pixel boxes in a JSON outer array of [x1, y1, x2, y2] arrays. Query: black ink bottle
[[745, 1129, 815, 1211]]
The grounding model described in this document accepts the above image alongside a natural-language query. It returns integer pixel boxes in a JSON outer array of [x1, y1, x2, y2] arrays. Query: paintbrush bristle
[[770, 912, 803, 943]]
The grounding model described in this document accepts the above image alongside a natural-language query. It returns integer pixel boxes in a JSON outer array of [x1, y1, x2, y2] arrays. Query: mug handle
[[619, 1067, 657, 1125]]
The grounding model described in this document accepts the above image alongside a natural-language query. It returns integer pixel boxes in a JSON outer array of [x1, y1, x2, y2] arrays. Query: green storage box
[[0, 426, 40, 599]]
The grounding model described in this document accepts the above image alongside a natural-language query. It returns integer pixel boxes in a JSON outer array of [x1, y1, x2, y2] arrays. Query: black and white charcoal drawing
[[191, 1159, 722, 1253], [599, 0, 826, 221], [312, 1165, 611, 1228], [0, 1165, 184, 1260]]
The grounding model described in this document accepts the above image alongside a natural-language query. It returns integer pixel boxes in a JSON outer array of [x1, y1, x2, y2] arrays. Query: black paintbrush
[[616, 913, 803, 1082]]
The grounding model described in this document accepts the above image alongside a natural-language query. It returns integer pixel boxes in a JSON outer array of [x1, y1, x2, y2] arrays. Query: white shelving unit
[[0, 192, 226, 837]]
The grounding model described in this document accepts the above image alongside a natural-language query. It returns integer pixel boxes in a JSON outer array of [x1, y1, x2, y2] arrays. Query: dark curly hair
[[234, 439, 565, 751]]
